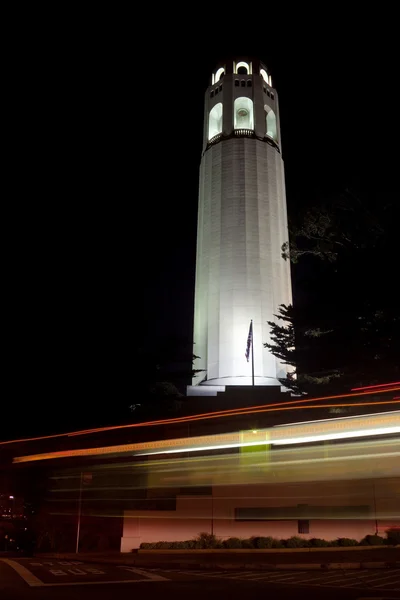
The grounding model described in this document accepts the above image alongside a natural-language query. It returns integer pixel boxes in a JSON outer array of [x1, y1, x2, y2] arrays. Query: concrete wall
[[121, 478, 400, 551]]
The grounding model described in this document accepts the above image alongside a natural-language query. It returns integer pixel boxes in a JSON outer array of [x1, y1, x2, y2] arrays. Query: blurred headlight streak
[[45, 439, 400, 502], [13, 411, 399, 464]]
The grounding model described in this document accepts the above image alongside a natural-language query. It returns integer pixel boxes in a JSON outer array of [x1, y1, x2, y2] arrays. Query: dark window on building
[[237, 66, 247, 74], [267, 90, 271, 97], [241, 80, 245, 87], [263, 86, 267, 93], [179, 487, 212, 495], [219, 85, 222, 92], [235, 505, 370, 521], [298, 520, 310, 534], [210, 91, 214, 97], [235, 79, 239, 87], [247, 80, 252, 87], [215, 88, 218, 95], [271, 92, 275, 99]]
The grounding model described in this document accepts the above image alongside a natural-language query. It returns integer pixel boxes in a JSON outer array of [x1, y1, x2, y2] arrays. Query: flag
[[245, 320, 253, 362]]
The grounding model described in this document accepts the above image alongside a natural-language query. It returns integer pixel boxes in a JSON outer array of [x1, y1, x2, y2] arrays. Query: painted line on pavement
[[363, 572, 400, 585], [40, 578, 172, 587], [0, 559, 44, 587], [376, 580, 400, 588], [116, 566, 169, 581]]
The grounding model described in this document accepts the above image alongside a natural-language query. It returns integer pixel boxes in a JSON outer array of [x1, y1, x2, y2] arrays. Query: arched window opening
[[235, 79, 239, 87], [265, 108, 277, 142], [208, 103, 223, 140], [260, 68, 269, 84], [215, 67, 225, 83], [210, 91, 214, 98], [234, 97, 254, 130], [241, 80, 245, 87], [247, 80, 252, 87], [236, 61, 250, 74]]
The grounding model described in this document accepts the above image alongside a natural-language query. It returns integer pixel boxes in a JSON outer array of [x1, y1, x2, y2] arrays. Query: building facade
[[121, 478, 400, 551], [192, 58, 292, 390]]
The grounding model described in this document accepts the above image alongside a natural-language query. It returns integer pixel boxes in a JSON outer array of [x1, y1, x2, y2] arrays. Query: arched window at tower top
[[265, 108, 277, 142], [236, 61, 250, 75], [208, 103, 223, 140], [260, 69, 269, 84], [215, 67, 225, 83], [234, 97, 254, 130]]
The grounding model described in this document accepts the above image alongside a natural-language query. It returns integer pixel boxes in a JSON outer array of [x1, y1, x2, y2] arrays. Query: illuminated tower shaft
[[192, 58, 292, 388]]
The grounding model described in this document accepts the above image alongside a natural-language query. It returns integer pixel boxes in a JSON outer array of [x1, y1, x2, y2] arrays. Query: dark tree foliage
[[265, 304, 340, 395], [266, 188, 399, 394], [131, 336, 203, 416]]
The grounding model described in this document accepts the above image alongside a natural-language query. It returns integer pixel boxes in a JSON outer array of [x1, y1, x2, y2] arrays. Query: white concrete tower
[[192, 58, 292, 390]]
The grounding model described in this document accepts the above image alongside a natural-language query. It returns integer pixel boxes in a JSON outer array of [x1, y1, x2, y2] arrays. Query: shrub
[[194, 532, 218, 549], [223, 537, 243, 549], [252, 536, 275, 549], [386, 528, 400, 546], [308, 538, 331, 547], [272, 539, 285, 548], [154, 541, 171, 549], [140, 542, 155, 549], [169, 541, 188, 549], [336, 537, 358, 547], [285, 536, 310, 548], [359, 534, 385, 546], [240, 538, 254, 549]]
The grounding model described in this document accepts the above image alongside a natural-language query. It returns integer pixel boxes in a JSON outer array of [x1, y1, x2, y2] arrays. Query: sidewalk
[[39, 546, 400, 571]]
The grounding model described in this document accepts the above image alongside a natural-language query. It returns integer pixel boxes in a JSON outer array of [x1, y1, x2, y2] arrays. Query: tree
[[264, 304, 340, 395], [131, 337, 204, 416], [267, 188, 399, 394]]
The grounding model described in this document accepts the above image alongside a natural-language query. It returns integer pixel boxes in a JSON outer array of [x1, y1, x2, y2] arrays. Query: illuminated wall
[[193, 58, 292, 386], [121, 477, 400, 550]]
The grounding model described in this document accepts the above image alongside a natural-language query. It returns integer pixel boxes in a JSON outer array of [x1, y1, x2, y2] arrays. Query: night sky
[[2, 29, 397, 440]]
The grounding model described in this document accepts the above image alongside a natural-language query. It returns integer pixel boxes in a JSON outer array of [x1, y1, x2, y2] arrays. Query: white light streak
[[137, 426, 400, 456]]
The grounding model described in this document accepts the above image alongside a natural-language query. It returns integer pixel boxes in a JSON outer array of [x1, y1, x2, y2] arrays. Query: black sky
[[2, 25, 397, 439]]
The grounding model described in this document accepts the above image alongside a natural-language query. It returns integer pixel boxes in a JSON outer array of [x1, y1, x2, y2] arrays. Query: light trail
[[351, 381, 400, 391], [12, 405, 400, 463], [2, 386, 399, 447]]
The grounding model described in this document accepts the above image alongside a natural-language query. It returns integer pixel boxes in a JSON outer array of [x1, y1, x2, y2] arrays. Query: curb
[[138, 546, 398, 554], [38, 554, 400, 570]]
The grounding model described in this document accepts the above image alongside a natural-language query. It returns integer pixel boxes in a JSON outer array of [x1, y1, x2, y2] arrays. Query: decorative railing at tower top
[[205, 129, 280, 155], [208, 133, 222, 147], [234, 128, 255, 137]]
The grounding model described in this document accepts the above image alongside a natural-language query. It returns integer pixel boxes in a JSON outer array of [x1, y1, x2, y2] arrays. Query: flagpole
[[76, 472, 83, 553], [251, 319, 255, 386]]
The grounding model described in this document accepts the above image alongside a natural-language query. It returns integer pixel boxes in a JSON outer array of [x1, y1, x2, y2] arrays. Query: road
[[0, 558, 399, 599]]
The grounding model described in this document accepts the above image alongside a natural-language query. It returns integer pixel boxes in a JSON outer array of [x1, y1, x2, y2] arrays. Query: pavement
[[0, 557, 399, 599]]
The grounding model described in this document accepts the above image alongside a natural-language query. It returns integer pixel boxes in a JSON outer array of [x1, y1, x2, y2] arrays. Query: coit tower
[[192, 58, 292, 391]]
